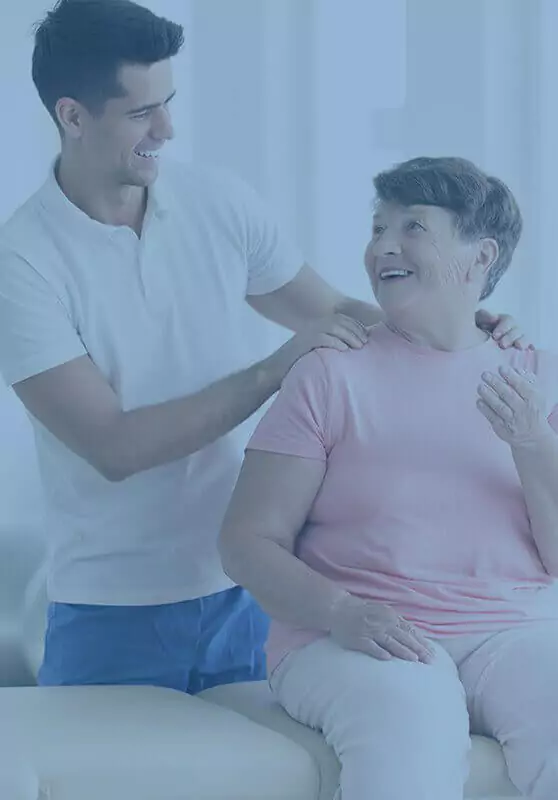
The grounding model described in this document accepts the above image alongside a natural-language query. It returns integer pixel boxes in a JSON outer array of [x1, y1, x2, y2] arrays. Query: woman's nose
[[372, 234, 402, 257]]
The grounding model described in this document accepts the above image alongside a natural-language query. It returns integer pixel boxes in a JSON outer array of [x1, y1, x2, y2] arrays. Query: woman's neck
[[384, 316, 489, 352]]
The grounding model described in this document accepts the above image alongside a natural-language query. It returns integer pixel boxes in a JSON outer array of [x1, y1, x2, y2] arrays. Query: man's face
[[73, 59, 176, 188], [364, 202, 484, 316]]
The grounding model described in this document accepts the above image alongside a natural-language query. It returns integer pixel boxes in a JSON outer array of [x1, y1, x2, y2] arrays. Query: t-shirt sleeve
[[0, 248, 87, 386], [230, 177, 305, 296], [248, 351, 331, 461]]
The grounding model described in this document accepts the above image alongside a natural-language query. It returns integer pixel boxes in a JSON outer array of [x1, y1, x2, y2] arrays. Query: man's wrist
[[262, 338, 303, 391], [257, 346, 295, 394], [335, 296, 384, 328]]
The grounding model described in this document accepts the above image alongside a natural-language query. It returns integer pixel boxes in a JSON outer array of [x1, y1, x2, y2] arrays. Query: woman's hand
[[477, 365, 553, 448], [475, 310, 531, 350], [329, 593, 434, 663]]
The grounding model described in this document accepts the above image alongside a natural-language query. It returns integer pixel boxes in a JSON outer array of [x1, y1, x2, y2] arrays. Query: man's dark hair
[[373, 156, 523, 300], [32, 0, 184, 126]]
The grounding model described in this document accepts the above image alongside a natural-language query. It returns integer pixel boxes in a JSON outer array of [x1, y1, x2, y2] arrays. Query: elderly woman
[[219, 157, 558, 800]]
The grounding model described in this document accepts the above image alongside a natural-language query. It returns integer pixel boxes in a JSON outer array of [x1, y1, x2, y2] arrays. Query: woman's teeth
[[380, 269, 413, 280]]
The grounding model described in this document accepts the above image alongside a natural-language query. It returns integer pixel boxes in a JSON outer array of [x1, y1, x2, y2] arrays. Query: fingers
[[329, 315, 369, 349], [392, 627, 435, 663], [488, 313, 524, 349], [477, 384, 515, 422], [494, 326, 523, 349], [512, 334, 530, 350], [358, 639, 394, 661], [399, 623, 435, 657], [476, 398, 507, 431], [319, 334, 351, 352], [498, 365, 536, 401], [358, 620, 435, 664], [478, 372, 519, 415]]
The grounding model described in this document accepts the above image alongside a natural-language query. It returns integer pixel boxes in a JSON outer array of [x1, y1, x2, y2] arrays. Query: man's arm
[[248, 263, 532, 347], [247, 263, 384, 329], [14, 354, 285, 482], [14, 312, 368, 482]]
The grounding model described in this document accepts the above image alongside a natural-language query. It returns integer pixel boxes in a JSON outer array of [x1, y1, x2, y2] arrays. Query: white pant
[[269, 623, 558, 800]]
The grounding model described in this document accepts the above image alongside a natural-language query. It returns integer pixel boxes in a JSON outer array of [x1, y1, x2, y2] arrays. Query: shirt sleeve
[[0, 248, 87, 386], [230, 177, 305, 297], [248, 351, 331, 461]]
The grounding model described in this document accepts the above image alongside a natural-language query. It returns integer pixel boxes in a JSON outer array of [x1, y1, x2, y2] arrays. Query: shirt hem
[[2, 348, 87, 387], [46, 575, 237, 606], [246, 259, 305, 297]]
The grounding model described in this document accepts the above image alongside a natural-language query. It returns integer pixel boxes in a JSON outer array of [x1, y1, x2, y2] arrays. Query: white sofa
[[0, 524, 519, 799]]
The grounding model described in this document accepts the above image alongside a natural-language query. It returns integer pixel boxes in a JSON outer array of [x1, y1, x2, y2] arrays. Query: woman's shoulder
[[312, 323, 386, 372]]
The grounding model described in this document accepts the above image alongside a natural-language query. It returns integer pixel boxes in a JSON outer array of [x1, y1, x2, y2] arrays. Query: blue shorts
[[38, 586, 268, 694]]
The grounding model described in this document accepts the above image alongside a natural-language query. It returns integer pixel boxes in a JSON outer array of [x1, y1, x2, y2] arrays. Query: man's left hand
[[477, 366, 552, 447], [475, 310, 531, 350]]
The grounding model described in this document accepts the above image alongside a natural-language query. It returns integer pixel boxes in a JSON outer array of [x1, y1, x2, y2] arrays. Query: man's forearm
[[335, 295, 385, 327], [106, 352, 289, 480], [513, 433, 558, 576]]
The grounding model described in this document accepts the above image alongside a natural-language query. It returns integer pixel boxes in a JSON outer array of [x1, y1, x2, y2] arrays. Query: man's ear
[[55, 97, 88, 140]]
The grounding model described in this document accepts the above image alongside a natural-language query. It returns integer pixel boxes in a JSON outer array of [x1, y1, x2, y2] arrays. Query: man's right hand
[[269, 313, 370, 384], [328, 593, 435, 664]]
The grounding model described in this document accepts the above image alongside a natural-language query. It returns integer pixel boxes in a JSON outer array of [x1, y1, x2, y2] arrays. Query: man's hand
[[268, 313, 369, 384], [475, 310, 531, 350], [477, 365, 553, 448], [328, 593, 435, 664]]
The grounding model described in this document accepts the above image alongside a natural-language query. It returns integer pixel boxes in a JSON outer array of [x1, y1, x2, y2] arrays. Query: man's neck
[[56, 155, 147, 233]]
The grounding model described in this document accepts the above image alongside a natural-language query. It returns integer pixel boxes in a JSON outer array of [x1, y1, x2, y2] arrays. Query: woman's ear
[[469, 238, 499, 283], [478, 238, 499, 273]]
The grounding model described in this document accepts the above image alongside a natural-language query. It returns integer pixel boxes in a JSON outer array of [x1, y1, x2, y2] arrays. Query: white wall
[[0, 0, 553, 527]]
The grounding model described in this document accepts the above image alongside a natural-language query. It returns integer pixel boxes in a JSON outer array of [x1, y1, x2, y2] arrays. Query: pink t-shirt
[[247, 323, 558, 673]]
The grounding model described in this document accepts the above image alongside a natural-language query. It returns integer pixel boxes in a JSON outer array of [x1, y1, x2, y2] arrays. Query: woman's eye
[[408, 220, 425, 232], [373, 226, 384, 236]]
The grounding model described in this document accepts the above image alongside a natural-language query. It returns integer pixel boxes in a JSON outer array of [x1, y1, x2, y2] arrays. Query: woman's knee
[[281, 640, 469, 747]]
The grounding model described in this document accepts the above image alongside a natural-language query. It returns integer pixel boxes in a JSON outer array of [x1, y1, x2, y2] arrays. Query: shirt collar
[[38, 156, 171, 239]]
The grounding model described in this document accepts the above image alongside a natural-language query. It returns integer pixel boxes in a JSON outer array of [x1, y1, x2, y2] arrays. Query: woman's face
[[364, 202, 490, 318]]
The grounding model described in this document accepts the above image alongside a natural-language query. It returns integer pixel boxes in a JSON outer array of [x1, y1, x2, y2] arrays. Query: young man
[[0, 0, 525, 694]]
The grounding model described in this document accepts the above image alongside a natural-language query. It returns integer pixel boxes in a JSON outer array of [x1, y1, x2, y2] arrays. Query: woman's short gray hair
[[373, 157, 523, 300]]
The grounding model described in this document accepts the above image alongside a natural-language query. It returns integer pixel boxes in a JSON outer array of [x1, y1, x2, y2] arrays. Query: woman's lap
[[271, 623, 558, 798], [271, 637, 470, 800]]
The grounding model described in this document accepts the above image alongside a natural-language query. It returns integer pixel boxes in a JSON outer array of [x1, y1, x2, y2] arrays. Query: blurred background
[[1, 0, 556, 529]]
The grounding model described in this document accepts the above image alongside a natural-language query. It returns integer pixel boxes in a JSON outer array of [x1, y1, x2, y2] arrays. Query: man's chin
[[127, 168, 159, 188]]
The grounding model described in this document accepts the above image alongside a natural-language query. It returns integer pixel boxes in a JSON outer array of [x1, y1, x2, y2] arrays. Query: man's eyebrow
[[126, 89, 177, 116]]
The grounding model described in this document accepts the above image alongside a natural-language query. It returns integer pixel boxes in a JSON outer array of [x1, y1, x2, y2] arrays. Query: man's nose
[[151, 106, 175, 142]]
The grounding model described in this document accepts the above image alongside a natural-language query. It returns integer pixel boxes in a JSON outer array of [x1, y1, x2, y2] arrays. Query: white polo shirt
[[0, 158, 303, 605]]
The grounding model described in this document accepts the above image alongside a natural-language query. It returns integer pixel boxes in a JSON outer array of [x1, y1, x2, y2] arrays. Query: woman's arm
[[219, 449, 348, 631], [219, 447, 435, 663], [512, 435, 558, 577], [477, 364, 558, 576]]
